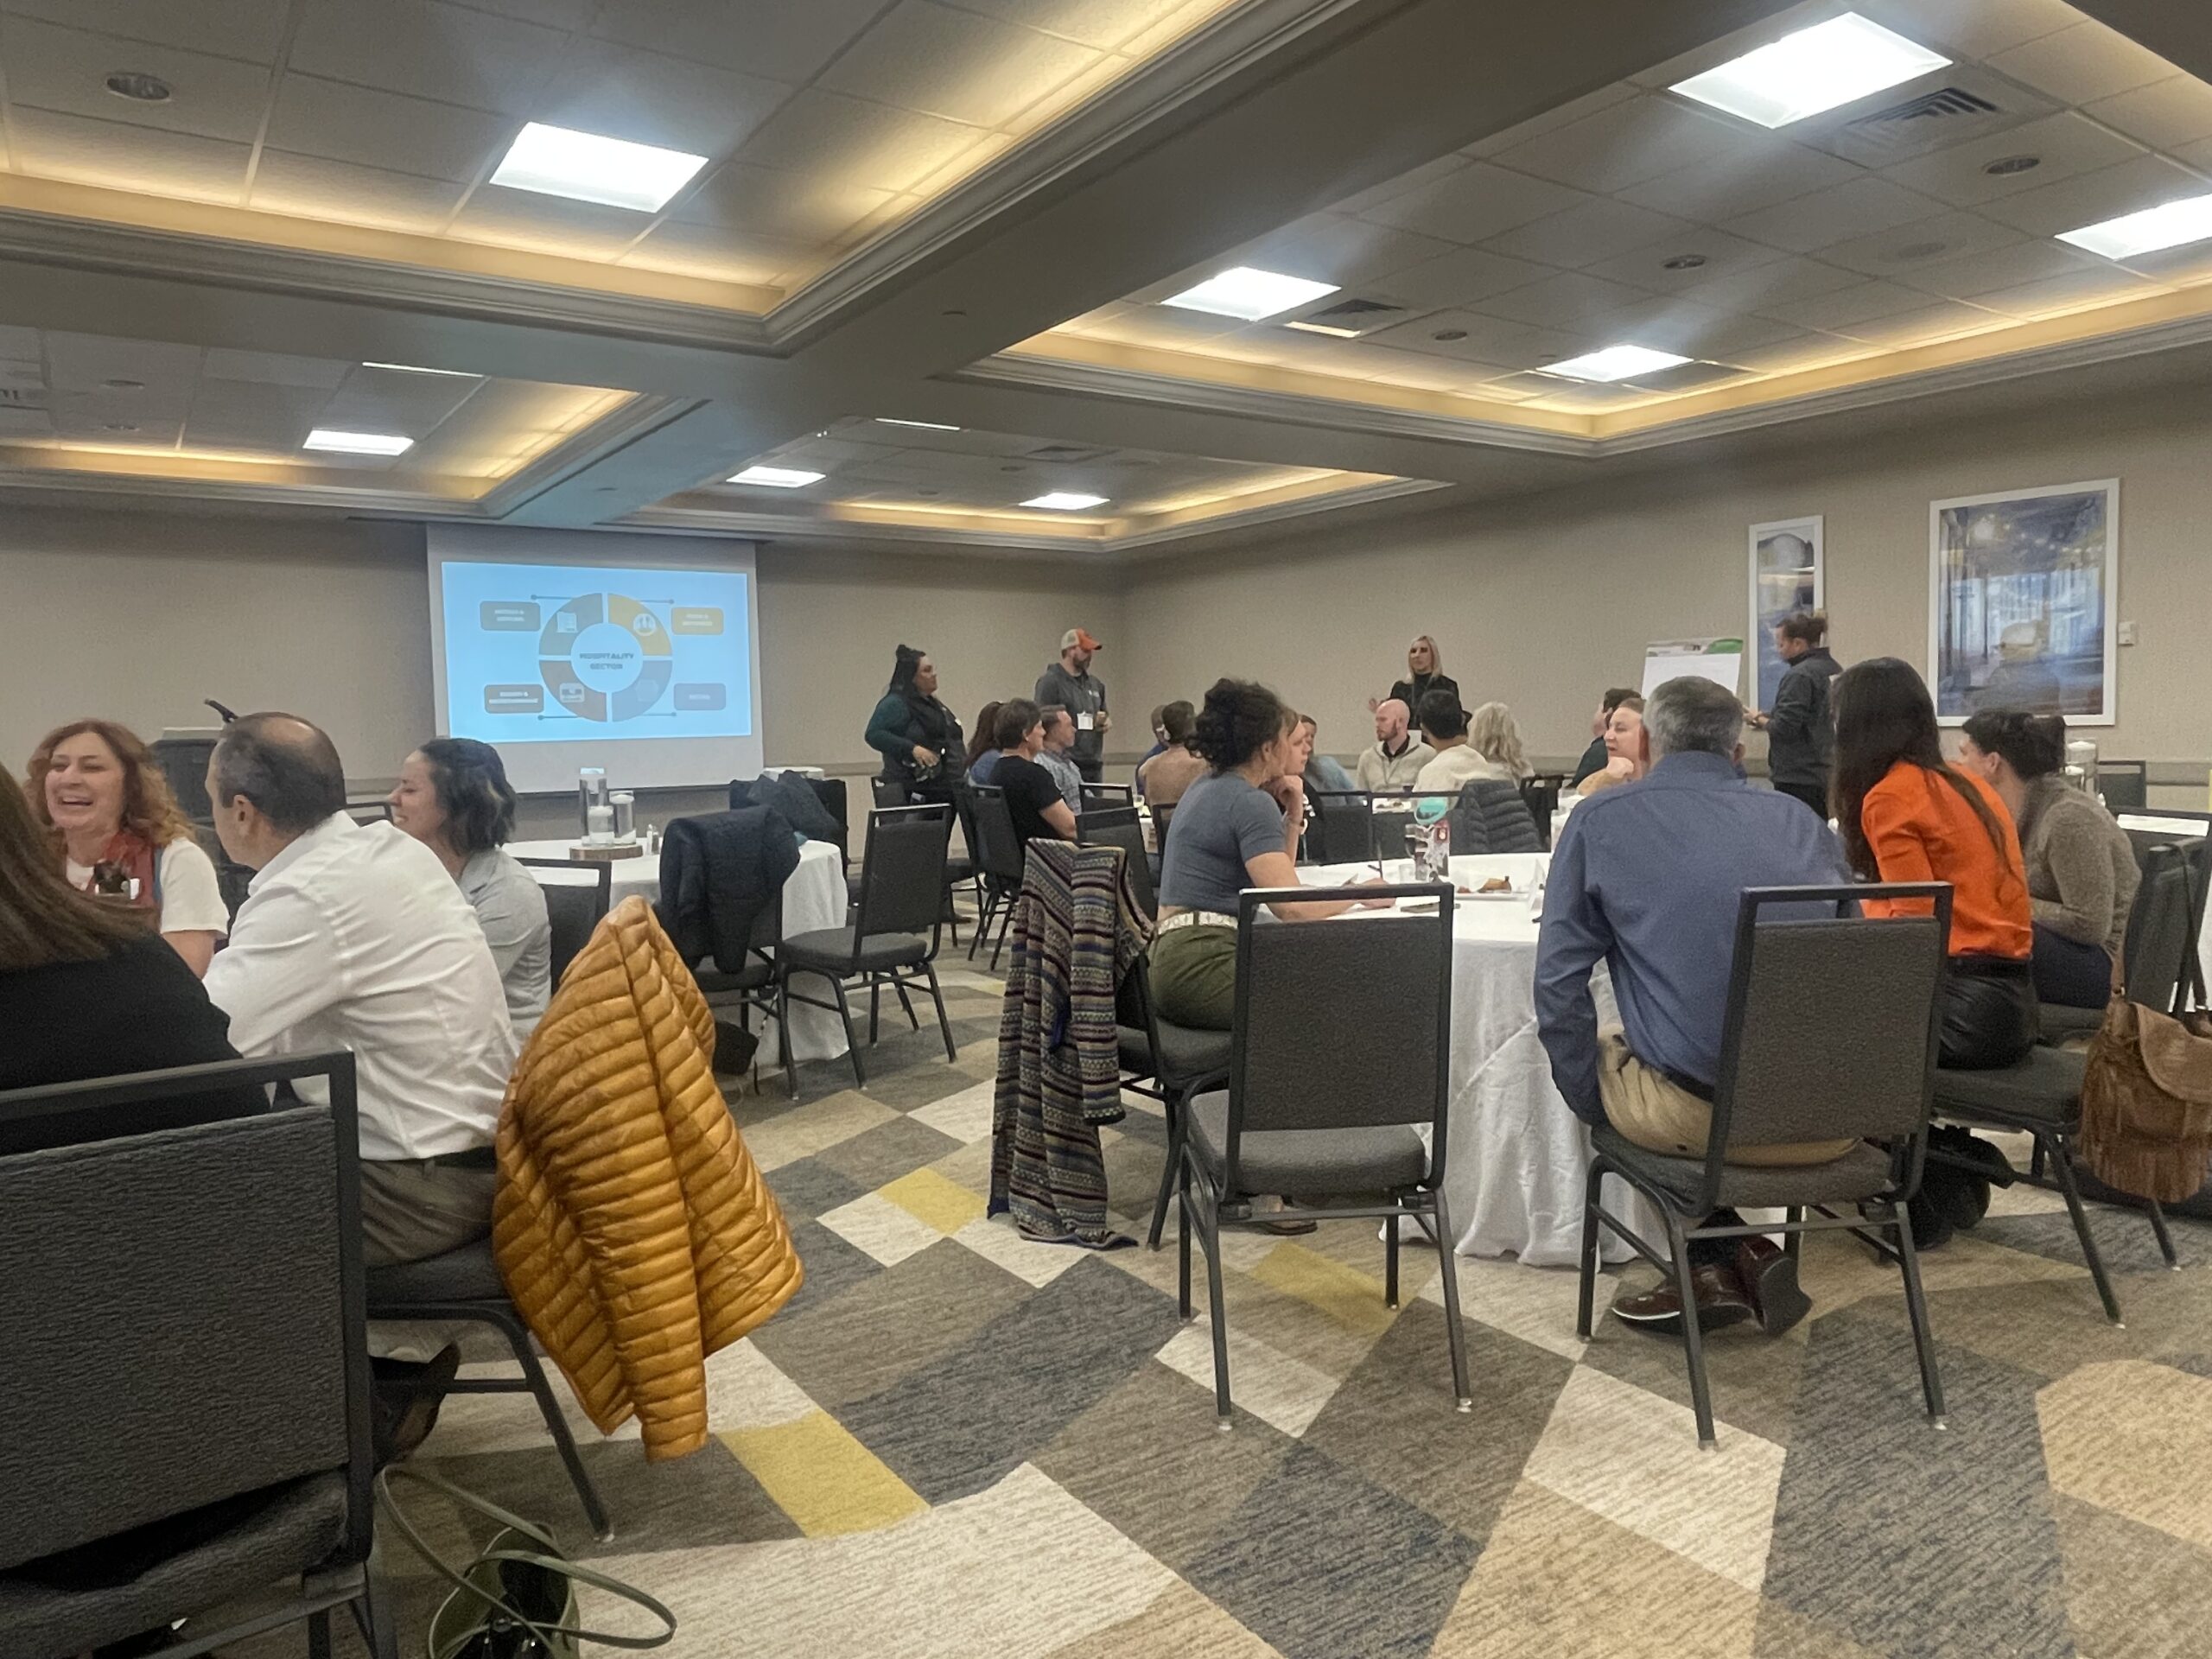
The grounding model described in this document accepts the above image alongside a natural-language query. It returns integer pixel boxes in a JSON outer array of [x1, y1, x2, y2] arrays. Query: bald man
[[1354, 698, 1433, 791], [205, 712, 515, 1269]]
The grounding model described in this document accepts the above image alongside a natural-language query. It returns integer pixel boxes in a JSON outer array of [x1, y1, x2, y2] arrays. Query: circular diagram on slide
[[538, 593, 671, 721]]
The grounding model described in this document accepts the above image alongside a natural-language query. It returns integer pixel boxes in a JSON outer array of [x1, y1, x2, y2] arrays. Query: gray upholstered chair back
[[518, 858, 612, 988], [856, 804, 952, 939], [2096, 762, 2148, 812], [1225, 886, 1452, 1154], [1078, 821, 1154, 919], [1305, 790, 1376, 866], [2124, 846, 2201, 1015], [1708, 885, 1949, 1166], [0, 1054, 365, 1573], [971, 786, 1027, 887]]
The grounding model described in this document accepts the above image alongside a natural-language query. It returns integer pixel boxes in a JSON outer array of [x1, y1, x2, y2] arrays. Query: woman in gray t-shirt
[[1151, 679, 1387, 1029]]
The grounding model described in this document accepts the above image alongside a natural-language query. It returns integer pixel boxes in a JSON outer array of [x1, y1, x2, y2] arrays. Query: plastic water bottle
[[1413, 795, 1451, 881]]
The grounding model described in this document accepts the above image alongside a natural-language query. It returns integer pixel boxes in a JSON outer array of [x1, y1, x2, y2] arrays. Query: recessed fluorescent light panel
[[729, 466, 825, 488], [362, 361, 480, 378], [2058, 191, 2212, 260], [489, 122, 708, 212], [303, 429, 413, 455], [1282, 320, 1363, 338], [874, 418, 963, 430], [1671, 13, 1948, 130], [1023, 493, 1109, 511], [1161, 266, 1339, 321], [1539, 345, 1693, 383]]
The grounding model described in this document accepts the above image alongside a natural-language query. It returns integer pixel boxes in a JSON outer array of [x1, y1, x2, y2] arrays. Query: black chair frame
[[778, 804, 957, 1089], [1578, 884, 1954, 1448], [969, 785, 1027, 969], [1079, 782, 1135, 813], [1113, 953, 1230, 1252], [1173, 884, 1470, 1426], [0, 1052, 398, 1659], [515, 856, 613, 991]]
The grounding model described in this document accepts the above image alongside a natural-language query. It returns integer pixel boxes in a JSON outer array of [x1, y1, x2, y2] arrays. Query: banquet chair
[[1111, 953, 1231, 1250], [2037, 843, 2194, 1046], [1519, 774, 1565, 849], [1077, 812, 1155, 920], [1932, 849, 2199, 1321], [969, 785, 1027, 968], [1304, 789, 1376, 866], [516, 857, 613, 990], [1579, 884, 1952, 1448], [0, 1052, 398, 1659], [696, 885, 796, 1098], [2124, 812, 2210, 866], [1175, 882, 1466, 1426], [2095, 761, 2148, 812], [1149, 799, 1176, 850], [1451, 779, 1542, 855], [777, 804, 957, 1088], [1079, 783, 1135, 813], [872, 777, 911, 811]]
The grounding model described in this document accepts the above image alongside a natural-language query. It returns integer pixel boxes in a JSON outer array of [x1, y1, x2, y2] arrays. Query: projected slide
[[438, 560, 753, 744]]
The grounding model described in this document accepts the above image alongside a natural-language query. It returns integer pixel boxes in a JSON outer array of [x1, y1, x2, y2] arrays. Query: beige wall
[[1122, 390, 2212, 779], [0, 505, 1123, 811]]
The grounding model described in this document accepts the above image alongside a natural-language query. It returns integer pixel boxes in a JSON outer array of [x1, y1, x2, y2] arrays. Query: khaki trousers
[[1597, 1032, 1854, 1167], [359, 1158, 497, 1268]]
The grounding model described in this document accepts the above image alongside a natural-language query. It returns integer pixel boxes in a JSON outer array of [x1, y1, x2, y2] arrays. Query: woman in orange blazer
[[1833, 658, 2037, 1071]]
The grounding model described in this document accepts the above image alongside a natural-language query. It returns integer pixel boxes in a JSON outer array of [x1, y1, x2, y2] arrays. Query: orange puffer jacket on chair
[[493, 894, 802, 1460]]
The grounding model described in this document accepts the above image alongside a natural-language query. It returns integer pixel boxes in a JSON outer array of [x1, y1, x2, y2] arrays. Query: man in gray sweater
[[1036, 628, 1109, 784]]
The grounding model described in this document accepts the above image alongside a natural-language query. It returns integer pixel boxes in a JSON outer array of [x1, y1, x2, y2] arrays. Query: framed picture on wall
[[1928, 479, 2117, 727], [1748, 516, 1822, 713]]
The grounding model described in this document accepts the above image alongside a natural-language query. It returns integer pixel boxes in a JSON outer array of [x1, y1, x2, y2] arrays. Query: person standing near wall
[[1036, 628, 1109, 785], [1751, 611, 1839, 818]]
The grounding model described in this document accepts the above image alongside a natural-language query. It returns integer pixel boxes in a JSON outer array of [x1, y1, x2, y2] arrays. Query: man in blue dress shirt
[[1536, 677, 1853, 1336]]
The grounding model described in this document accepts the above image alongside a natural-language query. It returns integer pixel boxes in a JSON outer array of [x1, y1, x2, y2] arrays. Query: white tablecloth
[[1314, 855, 1660, 1267], [510, 836, 850, 1065]]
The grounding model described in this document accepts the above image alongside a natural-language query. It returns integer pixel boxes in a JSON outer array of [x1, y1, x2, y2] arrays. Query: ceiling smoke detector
[[105, 71, 172, 102], [1983, 154, 2041, 176]]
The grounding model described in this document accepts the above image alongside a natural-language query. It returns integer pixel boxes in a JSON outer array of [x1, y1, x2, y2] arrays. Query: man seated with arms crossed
[[1535, 677, 1854, 1337], [1354, 697, 1433, 792], [204, 714, 517, 1268]]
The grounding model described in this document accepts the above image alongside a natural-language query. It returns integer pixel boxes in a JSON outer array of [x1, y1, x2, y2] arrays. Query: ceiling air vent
[[0, 387, 47, 407], [1308, 297, 1403, 323], [1842, 86, 1997, 150], [1802, 65, 2047, 166]]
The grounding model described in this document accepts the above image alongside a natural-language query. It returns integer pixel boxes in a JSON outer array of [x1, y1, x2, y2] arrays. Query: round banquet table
[[1313, 853, 1660, 1267], [508, 836, 850, 1065]]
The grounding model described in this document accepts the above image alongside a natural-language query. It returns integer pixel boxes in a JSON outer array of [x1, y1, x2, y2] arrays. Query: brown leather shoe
[[1734, 1236, 1812, 1336], [1609, 1262, 1754, 1333]]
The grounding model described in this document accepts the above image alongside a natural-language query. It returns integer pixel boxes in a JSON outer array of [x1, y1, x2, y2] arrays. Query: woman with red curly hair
[[27, 718, 229, 976]]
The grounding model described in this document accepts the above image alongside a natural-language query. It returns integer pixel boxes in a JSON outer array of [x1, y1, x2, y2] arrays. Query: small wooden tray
[[569, 841, 645, 861]]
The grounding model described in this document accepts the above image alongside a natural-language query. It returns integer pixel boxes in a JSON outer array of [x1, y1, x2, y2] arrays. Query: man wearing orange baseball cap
[[1035, 627, 1109, 785]]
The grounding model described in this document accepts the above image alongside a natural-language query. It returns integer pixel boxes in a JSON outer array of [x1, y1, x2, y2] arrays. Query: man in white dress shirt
[[204, 714, 517, 1268]]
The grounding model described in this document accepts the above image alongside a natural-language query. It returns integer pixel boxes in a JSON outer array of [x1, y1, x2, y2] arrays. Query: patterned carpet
[[249, 949, 2212, 1659]]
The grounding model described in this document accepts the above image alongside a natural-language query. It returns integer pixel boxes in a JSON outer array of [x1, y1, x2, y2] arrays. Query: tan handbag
[[2080, 995, 2212, 1203]]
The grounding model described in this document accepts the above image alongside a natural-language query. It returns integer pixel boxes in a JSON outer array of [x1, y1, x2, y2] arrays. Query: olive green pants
[[1148, 924, 1238, 1030]]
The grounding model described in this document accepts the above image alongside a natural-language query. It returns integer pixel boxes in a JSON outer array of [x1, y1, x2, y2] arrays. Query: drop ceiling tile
[[1724, 175, 1946, 254], [1086, 304, 1249, 345], [1704, 330, 1863, 376], [1368, 243, 1554, 309], [1113, 0, 1243, 61], [1898, 239, 2107, 301], [1977, 153, 2206, 237], [1987, 22, 2179, 107], [1879, 112, 2148, 209], [1819, 211, 2024, 279], [1599, 298, 1802, 360], [0, 407, 58, 438], [2, 0, 290, 63], [265, 75, 507, 185], [950, 0, 1187, 51], [1675, 253, 1865, 312], [2119, 240, 2212, 285], [1361, 308, 1592, 370], [1759, 278, 1942, 331], [1226, 213, 1459, 291], [2181, 137, 2212, 172], [2084, 76, 2212, 154], [1484, 196, 1692, 270], [201, 349, 347, 389], [1463, 82, 1638, 156], [818, 1, 1099, 130], [530, 41, 793, 156], [671, 162, 894, 243], [1622, 359, 1756, 394], [586, 0, 885, 80], [250, 151, 467, 233], [1866, 0, 2081, 60], [620, 219, 814, 286], [0, 18, 275, 143], [289, 0, 569, 119], [731, 89, 986, 194], [44, 330, 202, 392], [1829, 300, 2005, 346], [323, 369, 482, 429], [8, 107, 248, 204], [1334, 153, 1468, 218], [459, 0, 594, 25], [448, 185, 654, 260], [1582, 228, 1784, 293], [1487, 93, 1745, 194], [1479, 270, 1656, 328], [1968, 267, 2163, 317], [1005, 52, 1132, 130], [182, 381, 334, 448], [1357, 162, 1588, 244], [1326, 344, 1510, 390], [1618, 140, 1860, 223], [1522, 381, 1656, 413], [0, 326, 41, 359]]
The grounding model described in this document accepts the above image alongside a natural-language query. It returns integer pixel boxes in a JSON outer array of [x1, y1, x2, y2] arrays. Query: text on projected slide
[[440, 561, 753, 742]]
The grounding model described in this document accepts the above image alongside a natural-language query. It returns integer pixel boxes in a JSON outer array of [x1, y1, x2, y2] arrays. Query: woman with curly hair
[[1466, 701, 1534, 782], [1150, 678, 1388, 1031], [27, 717, 229, 976]]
